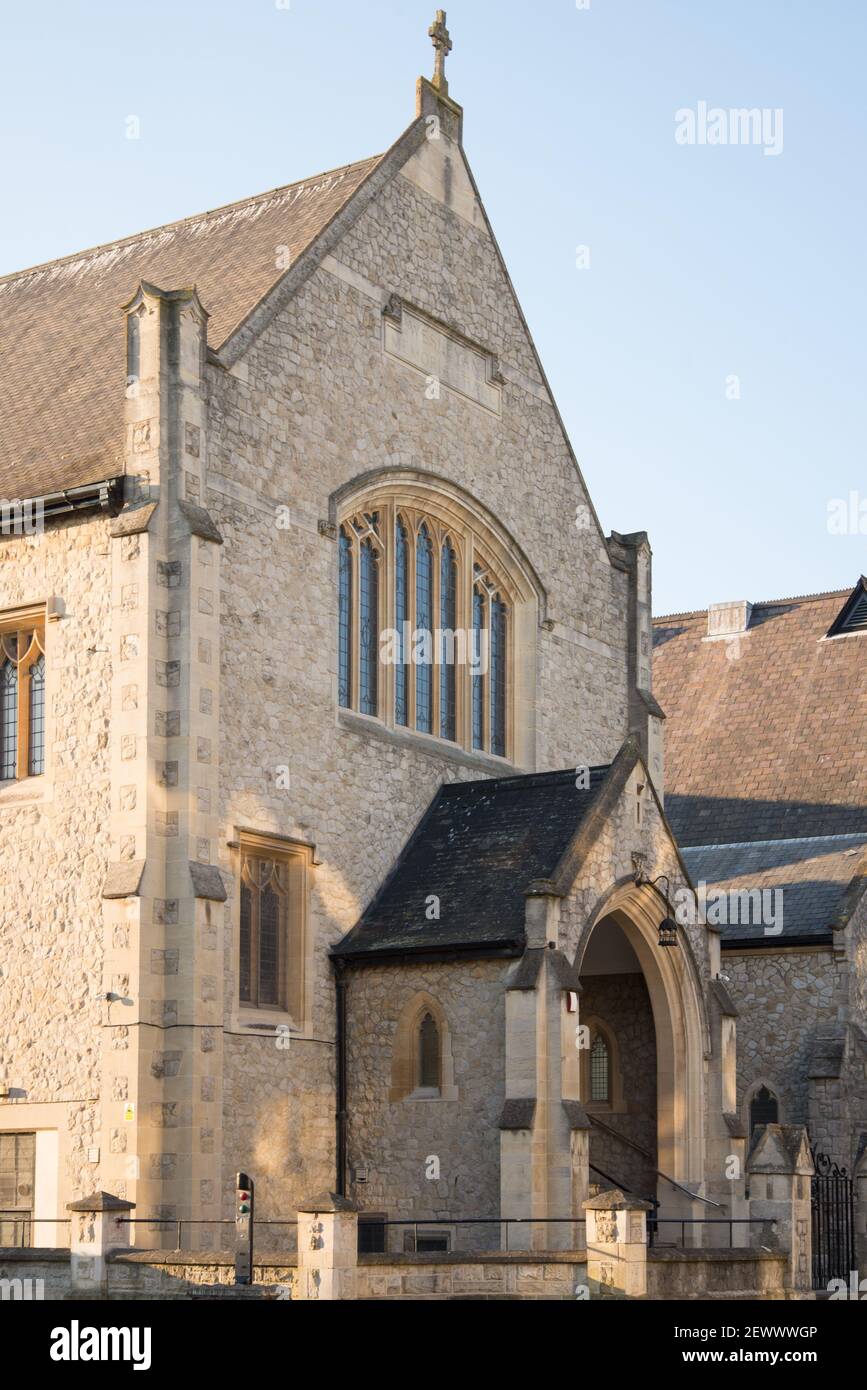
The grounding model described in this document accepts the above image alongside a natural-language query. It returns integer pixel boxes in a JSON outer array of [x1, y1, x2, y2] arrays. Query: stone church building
[[0, 17, 864, 1283], [653, 585, 867, 1178]]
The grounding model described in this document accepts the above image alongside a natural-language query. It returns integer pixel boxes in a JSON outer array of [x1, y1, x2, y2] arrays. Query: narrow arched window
[[0, 656, 17, 781], [490, 595, 507, 757], [418, 1012, 440, 1091], [359, 538, 379, 716], [338, 528, 352, 709], [590, 1033, 610, 1102], [440, 539, 457, 741], [415, 525, 433, 734], [749, 1085, 778, 1134], [28, 654, 45, 777], [395, 518, 409, 727], [471, 580, 485, 751]]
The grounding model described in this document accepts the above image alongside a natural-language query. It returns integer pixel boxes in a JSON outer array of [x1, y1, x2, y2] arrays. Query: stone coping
[[359, 1250, 587, 1265], [0, 1247, 70, 1263], [107, 1248, 588, 1268], [111, 1250, 297, 1267], [648, 1248, 784, 1263]]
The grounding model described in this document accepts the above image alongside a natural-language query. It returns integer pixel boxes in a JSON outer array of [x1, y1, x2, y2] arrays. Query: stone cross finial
[[429, 10, 452, 93]]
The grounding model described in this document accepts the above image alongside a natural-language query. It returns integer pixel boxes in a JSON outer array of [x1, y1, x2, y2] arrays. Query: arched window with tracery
[[0, 616, 45, 782], [337, 490, 527, 760]]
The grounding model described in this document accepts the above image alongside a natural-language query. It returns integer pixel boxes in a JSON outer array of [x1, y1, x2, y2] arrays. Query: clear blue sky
[[2, 0, 864, 614]]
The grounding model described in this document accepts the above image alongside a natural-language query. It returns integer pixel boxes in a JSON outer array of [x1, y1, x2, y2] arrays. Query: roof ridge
[[0, 154, 383, 288], [654, 586, 854, 623], [438, 764, 611, 793]]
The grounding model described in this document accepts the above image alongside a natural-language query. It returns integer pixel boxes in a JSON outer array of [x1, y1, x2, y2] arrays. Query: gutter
[[330, 938, 524, 968], [3, 477, 125, 527], [721, 933, 834, 951]]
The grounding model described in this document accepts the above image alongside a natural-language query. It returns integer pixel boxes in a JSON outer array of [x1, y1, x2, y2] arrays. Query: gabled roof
[[0, 154, 383, 499], [332, 764, 612, 961], [653, 587, 867, 847]]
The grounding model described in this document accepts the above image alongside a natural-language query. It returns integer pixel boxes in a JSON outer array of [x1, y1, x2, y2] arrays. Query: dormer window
[[826, 579, 867, 638]]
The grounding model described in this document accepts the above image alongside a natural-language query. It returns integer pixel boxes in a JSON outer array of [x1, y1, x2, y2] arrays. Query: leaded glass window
[[590, 1033, 610, 1102], [490, 596, 507, 757], [239, 855, 287, 1009], [415, 524, 433, 734], [359, 538, 379, 716], [0, 658, 17, 780], [336, 500, 516, 759], [395, 519, 409, 726], [472, 582, 484, 751], [28, 654, 45, 777], [338, 528, 352, 708], [0, 618, 45, 782], [237, 836, 312, 1024], [440, 540, 457, 741]]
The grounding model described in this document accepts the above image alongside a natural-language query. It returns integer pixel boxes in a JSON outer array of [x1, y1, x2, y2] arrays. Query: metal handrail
[[587, 1114, 724, 1209]]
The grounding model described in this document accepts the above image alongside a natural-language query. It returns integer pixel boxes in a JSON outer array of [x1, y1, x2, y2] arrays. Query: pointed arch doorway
[[574, 883, 708, 1218]]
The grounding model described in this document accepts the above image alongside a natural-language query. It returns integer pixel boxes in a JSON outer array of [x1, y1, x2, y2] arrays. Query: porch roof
[[331, 765, 611, 960]]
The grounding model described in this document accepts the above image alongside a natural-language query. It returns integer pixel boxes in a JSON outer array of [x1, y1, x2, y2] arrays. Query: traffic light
[[234, 1171, 254, 1285]]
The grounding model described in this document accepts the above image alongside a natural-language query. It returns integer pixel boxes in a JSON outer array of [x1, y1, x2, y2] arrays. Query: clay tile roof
[[0, 154, 383, 500], [653, 588, 867, 848], [654, 585, 867, 943], [332, 765, 611, 960]]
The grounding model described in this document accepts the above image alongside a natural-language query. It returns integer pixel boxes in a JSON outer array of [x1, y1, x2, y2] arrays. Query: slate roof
[[0, 154, 383, 500], [654, 585, 867, 944], [332, 765, 611, 960], [681, 835, 867, 943], [653, 588, 867, 847]]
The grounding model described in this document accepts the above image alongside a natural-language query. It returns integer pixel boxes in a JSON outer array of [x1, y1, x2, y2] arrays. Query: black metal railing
[[117, 1215, 586, 1257], [118, 1217, 297, 1253], [811, 1150, 855, 1290], [650, 1217, 772, 1248], [0, 1213, 70, 1249]]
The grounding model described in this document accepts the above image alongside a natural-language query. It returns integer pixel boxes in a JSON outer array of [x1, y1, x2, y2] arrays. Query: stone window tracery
[[236, 832, 312, 1025], [337, 496, 516, 760]]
